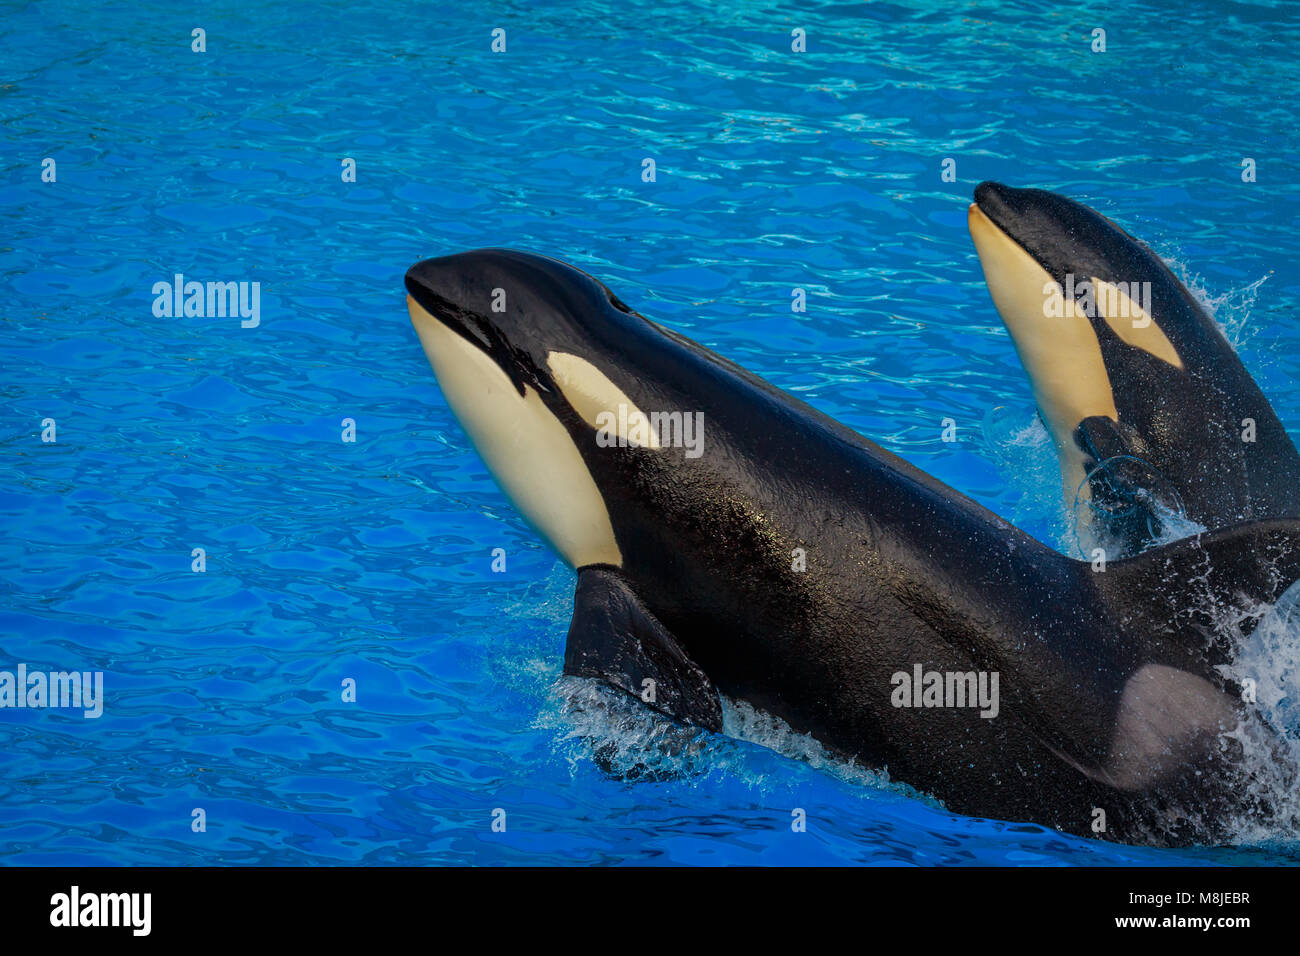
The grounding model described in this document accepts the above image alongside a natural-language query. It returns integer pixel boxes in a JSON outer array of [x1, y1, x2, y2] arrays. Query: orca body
[[968, 182, 1300, 552], [406, 249, 1300, 845]]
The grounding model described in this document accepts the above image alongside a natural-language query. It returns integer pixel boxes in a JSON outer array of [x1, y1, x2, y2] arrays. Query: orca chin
[[405, 245, 1300, 847]]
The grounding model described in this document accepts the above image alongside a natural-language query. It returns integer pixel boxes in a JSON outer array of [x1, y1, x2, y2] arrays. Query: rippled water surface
[[3, 0, 1299, 865]]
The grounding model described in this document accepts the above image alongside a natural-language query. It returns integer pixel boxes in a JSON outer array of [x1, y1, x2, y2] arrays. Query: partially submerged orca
[[404, 207, 1300, 845], [969, 181, 1300, 553]]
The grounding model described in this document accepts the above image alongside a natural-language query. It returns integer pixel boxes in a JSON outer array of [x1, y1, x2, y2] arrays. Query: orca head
[[967, 181, 1196, 506], [405, 249, 663, 570]]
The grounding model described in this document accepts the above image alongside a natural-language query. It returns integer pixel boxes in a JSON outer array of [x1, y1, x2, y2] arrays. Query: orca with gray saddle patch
[[968, 181, 1300, 553], [405, 248, 1300, 846]]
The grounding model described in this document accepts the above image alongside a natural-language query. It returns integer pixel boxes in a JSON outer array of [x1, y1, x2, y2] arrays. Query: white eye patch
[[1090, 277, 1184, 369], [546, 352, 661, 449]]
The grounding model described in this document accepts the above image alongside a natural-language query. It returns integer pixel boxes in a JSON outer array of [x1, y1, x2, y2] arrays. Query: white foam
[[1163, 256, 1270, 352], [537, 672, 910, 797], [1207, 580, 1300, 846]]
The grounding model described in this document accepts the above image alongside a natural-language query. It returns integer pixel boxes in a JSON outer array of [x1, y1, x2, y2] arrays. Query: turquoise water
[[2, 0, 1299, 865]]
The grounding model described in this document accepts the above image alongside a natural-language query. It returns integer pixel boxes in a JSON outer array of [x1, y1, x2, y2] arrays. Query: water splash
[[541, 676, 717, 781], [978, 403, 1074, 552], [719, 698, 895, 792], [1068, 456, 1205, 560], [1166, 259, 1271, 352], [539, 675, 914, 797], [1210, 579, 1300, 848], [1238, 580, 1300, 737]]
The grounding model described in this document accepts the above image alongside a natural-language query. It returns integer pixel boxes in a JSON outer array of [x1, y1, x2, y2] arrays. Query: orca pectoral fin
[[1075, 415, 1151, 464], [564, 566, 723, 733], [1072, 415, 1178, 550]]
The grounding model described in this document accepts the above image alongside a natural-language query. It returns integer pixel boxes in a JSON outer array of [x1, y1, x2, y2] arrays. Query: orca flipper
[[564, 566, 724, 732], [1073, 415, 1185, 551], [1075, 415, 1152, 464]]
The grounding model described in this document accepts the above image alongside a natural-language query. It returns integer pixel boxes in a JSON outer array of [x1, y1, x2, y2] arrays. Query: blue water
[[3, 0, 1299, 865]]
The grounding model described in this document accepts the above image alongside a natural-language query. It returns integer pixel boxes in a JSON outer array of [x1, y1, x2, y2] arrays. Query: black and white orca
[[968, 181, 1300, 552], [405, 247, 1300, 846]]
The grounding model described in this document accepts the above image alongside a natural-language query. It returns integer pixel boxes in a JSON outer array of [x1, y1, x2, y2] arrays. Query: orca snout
[[973, 179, 1011, 210], [403, 256, 447, 298], [405, 255, 456, 324], [971, 180, 1040, 237], [404, 252, 482, 316], [404, 250, 526, 345], [405, 248, 586, 326]]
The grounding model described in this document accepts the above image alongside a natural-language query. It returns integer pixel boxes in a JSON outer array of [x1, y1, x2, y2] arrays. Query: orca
[[968, 181, 1300, 553], [405, 249, 1300, 846]]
